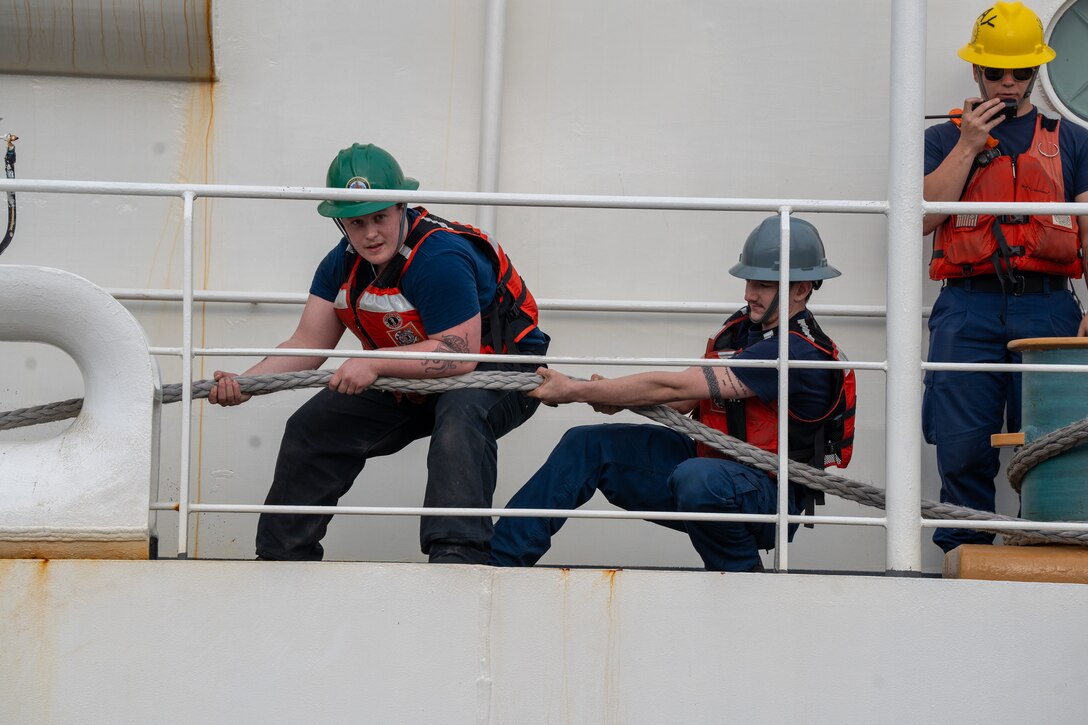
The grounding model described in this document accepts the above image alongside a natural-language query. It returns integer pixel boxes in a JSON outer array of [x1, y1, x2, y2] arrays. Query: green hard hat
[[317, 143, 419, 218], [729, 216, 841, 283]]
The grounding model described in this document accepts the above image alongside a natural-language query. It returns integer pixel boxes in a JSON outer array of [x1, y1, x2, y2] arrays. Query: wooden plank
[[944, 544, 1088, 584], [991, 432, 1025, 447], [1007, 337, 1088, 352]]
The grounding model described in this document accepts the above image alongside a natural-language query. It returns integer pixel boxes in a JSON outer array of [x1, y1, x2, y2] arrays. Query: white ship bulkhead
[[2, 1, 1088, 722]]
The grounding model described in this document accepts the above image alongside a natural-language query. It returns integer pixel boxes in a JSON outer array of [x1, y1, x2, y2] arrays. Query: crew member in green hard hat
[[489, 216, 855, 572], [922, 2, 1088, 554], [209, 143, 550, 564]]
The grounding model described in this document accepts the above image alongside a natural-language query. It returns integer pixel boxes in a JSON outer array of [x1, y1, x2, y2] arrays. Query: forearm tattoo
[[702, 366, 727, 409], [703, 366, 745, 407], [423, 334, 470, 373]]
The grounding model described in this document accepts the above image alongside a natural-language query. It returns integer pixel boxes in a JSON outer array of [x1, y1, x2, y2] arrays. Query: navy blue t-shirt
[[728, 312, 839, 421], [924, 108, 1088, 200], [310, 209, 547, 350]]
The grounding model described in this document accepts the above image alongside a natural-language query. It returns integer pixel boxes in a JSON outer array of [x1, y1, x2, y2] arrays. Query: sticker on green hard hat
[[318, 143, 419, 218]]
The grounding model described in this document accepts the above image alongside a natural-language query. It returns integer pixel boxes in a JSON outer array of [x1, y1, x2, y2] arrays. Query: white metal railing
[[0, 176, 894, 567], [0, 178, 889, 213], [885, 0, 927, 570], [5, 0, 1088, 571], [103, 287, 896, 317], [5, 180, 1088, 569]]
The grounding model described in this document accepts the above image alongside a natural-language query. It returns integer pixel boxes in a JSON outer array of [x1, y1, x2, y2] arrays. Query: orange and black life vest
[[333, 207, 539, 353], [931, 114, 1081, 281], [694, 309, 855, 472]]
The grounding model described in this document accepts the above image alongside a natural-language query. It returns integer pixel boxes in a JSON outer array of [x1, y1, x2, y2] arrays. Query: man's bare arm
[[529, 365, 756, 407]]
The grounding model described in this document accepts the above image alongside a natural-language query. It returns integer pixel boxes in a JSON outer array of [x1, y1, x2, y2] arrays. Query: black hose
[[1, 144, 15, 257]]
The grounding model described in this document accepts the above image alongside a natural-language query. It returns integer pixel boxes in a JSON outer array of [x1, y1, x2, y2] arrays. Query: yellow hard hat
[[957, 2, 1056, 68]]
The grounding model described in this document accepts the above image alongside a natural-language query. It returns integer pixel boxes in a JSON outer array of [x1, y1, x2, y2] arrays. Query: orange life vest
[[930, 115, 1081, 281], [694, 310, 855, 471], [333, 208, 539, 352]]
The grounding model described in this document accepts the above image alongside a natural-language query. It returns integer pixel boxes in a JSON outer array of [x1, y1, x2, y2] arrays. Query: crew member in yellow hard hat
[[209, 143, 549, 564], [922, 2, 1088, 553]]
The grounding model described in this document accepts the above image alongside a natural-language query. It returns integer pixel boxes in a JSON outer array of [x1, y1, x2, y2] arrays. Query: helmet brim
[[957, 45, 1056, 69], [317, 178, 420, 218], [728, 263, 842, 282]]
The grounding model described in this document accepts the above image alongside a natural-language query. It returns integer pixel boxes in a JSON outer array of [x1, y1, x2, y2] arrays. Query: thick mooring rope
[[0, 370, 531, 430], [1006, 419, 1088, 494], [3, 369, 1086, 545]]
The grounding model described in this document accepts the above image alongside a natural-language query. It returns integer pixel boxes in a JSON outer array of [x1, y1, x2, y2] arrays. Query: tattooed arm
[[423, 333, 472, 374], [702, 365, 755, 401], [327, 313, 482, 395], [529, 364, 755, 407]]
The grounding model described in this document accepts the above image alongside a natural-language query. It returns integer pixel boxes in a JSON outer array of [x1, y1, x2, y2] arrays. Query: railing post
[[177, 190, 196, 559], [476, 0, 507, 235], [775, 207, 793, 571], [884, 0, 927, 573]]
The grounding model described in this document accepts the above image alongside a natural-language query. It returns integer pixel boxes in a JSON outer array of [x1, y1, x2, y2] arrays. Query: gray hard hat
[[728, 216, 842, 283]]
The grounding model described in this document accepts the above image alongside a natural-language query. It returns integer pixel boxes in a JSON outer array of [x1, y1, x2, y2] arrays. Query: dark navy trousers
[[923, 282, 1081, 552], [489, 423, 802, 572], [255, 367, 542, 562]]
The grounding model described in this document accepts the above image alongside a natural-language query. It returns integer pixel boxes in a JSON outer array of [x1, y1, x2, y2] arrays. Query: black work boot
[[427, 542, 489, 564]]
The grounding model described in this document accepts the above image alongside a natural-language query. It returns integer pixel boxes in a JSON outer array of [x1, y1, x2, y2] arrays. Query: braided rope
[[0, 369, 538, 430], [635, 404, 1088, 545], [4, 369, 1088, 545], [1006, 418, 1088, 494]]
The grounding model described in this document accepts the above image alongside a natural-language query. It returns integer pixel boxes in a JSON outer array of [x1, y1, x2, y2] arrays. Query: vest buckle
[[1010, 274, 1026, 296]]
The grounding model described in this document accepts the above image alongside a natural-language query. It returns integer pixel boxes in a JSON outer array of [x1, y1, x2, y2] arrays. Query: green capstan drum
[[1010, 337, 1088, 522]]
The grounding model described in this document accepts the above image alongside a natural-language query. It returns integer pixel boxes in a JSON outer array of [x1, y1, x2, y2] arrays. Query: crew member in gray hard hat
[[489, 216, 856, 572]]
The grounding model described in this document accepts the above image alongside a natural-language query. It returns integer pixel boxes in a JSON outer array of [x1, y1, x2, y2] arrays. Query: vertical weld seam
[[477, 568, 496, 724], [193, 79, 215, 556], [68, 0, 75, 68], [203, 0, 215, 81], [606, 570, 621, 723], [444, 0, 458, 184]]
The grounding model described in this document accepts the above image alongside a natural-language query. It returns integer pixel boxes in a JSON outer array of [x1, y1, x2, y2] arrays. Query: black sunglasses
[[980, 66, 1036, 82]]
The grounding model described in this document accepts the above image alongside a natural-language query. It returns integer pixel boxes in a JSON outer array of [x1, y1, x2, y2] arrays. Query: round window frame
[[1039, 0, 1088, 130]]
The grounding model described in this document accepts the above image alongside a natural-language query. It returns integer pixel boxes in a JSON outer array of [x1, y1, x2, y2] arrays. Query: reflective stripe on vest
[[333, 208, 540, 351]]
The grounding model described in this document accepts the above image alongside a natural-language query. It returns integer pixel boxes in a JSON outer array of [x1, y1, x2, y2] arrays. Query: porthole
[[1042, 0, 1088, 126]]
